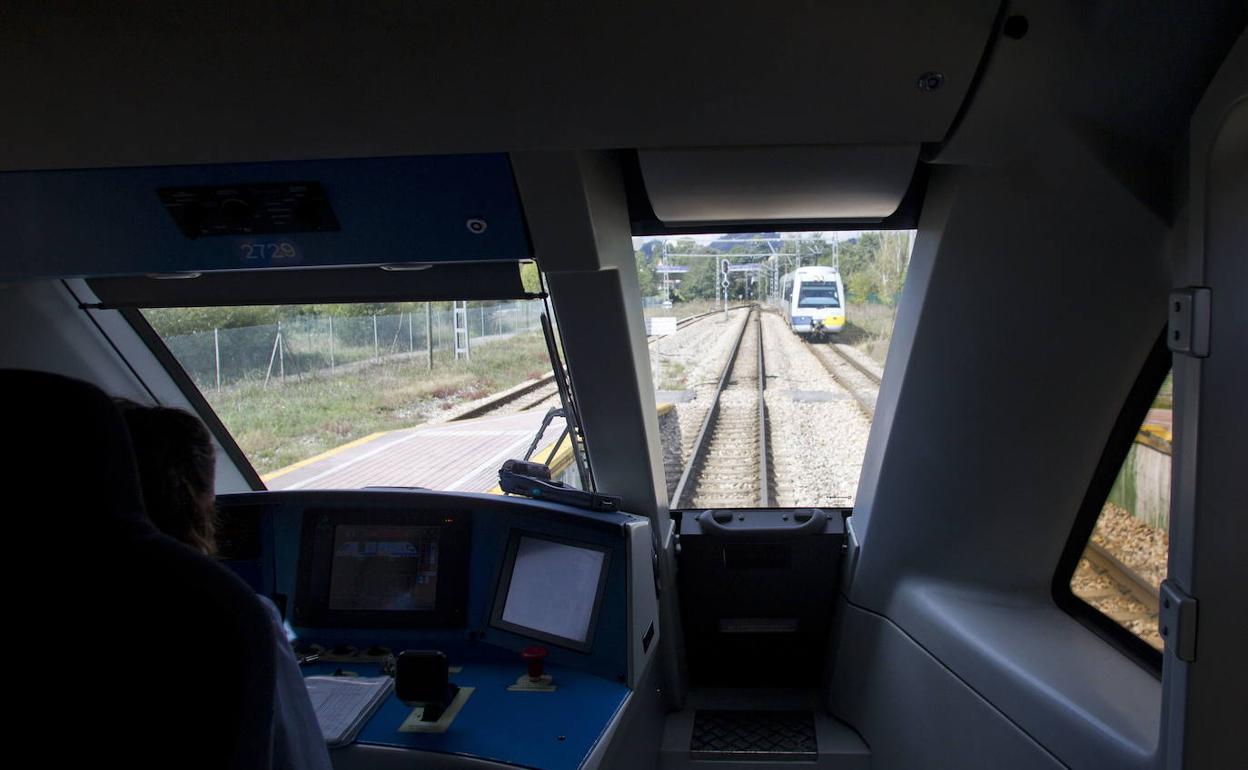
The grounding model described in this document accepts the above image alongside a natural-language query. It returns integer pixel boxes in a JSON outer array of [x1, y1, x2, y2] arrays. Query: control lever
[[396, 650, 459, 722]]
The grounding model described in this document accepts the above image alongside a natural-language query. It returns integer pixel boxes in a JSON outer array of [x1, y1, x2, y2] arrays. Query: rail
[[1084, 542, 1160, 614], [671, 306, 767, 509], [805, 341, 879, 419], [453, 304, 738, 422], [757, 311, 770, 508]]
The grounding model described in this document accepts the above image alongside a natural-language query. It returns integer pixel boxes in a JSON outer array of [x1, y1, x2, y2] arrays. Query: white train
[[779, 266, 845, 337]]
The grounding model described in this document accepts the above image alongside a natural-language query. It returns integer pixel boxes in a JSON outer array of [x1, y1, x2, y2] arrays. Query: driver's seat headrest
[[4, 368, 154, 539]]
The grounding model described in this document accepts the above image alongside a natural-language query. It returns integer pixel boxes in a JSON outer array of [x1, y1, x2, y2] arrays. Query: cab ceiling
[[0, 1, 1000, 171]]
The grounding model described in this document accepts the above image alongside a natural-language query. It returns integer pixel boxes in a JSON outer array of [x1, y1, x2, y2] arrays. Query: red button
[[521, 645, 548, 681]]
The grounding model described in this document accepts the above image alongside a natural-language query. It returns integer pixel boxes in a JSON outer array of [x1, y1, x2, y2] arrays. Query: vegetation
[[206, 332, 551, 475], [634, 231, 913, 307], [145, 260, 539, 336], [838, 302, 898, 366], [147, 299, 536, 337]]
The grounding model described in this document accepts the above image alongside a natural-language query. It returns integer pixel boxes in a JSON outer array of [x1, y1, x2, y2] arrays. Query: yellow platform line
[[1135, 423, 1173, 455], [262, 431, 391, 483]]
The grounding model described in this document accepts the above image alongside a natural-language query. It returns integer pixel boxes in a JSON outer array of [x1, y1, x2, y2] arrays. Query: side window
[[1059, 340, 1170, 662]]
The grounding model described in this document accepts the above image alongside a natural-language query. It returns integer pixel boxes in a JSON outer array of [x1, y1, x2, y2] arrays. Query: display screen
[[327, 525, 440, 611], [494, 534, 609, 649]]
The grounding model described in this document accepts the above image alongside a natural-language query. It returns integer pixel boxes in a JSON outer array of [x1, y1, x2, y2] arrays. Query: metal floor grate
[[690, 710, 817, 761]]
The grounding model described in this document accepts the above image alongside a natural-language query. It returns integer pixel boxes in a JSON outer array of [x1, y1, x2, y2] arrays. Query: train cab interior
[[2, 3, 1244, 769]]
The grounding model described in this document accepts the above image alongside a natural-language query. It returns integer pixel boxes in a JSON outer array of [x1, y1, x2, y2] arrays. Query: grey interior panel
[[0, 2, 1000, 170], [830, 602, 1064, 770], [639, 145, 919, 224]]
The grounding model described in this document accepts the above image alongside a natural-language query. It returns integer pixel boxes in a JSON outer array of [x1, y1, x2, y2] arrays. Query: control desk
[[218, 489, 658, 770]]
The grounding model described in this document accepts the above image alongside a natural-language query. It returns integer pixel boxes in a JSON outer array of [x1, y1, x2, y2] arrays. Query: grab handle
[[694, 508, 827, 539]]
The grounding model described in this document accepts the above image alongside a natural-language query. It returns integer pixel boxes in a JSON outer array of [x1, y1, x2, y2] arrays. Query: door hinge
[[1168, 287, 1211, 357], [1159, 579, 1198, 661]]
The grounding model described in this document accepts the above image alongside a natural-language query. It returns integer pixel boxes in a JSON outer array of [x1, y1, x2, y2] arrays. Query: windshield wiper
[[538, 310, 595, 490]]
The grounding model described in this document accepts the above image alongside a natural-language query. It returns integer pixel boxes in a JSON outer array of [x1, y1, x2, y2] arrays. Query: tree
[[520, 261, 542, 293]]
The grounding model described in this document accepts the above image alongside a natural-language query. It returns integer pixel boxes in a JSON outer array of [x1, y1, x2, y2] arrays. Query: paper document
[[305, 675, 394, 747]]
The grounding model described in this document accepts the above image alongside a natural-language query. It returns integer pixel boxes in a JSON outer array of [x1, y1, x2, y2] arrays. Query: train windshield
[[638, 230, 914, 509], [797, 284, 840, 308], [137, 298, 579, 493]]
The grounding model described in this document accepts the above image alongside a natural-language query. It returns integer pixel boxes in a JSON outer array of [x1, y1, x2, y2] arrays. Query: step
[[660, 689, 869, 770]]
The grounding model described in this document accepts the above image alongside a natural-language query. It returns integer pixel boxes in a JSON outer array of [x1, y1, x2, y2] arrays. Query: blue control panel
[[216, 489, 652, 769], [303, 649, 628, 769]]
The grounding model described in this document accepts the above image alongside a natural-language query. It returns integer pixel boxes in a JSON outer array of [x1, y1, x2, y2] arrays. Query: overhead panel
[[638, 145, 920, 225], [87, 262, 532, 308], [0, 1, 1002, 169], [0, 154, 531, 281]]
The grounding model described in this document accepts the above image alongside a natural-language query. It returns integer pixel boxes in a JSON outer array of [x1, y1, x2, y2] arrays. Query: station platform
[[264, 410, 566, 493]]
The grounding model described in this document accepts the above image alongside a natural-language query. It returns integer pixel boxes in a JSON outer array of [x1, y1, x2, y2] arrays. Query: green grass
[[839, 302, 899, 366], [656, 360, 688, 390], [206, 332, 551, 475]]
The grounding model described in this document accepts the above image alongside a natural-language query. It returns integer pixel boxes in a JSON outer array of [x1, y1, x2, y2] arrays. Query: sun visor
[[87, 262, 533, 308], [638, 145, 920, 225], [0, 154, 531, 281]]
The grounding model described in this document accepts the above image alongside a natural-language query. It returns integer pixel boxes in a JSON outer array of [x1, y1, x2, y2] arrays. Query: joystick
[[396, 650, 459, 722]]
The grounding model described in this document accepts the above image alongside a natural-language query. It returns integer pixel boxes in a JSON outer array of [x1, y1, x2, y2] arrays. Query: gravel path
[[1070, 502, 1167, 650], [684, 313, 763, 508], [760, 311, 873, 508], [460, 304, 879, 511], [659, 310, 754, 499]]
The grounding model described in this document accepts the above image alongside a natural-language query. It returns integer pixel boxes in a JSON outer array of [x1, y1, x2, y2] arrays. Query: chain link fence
[[163, 300, 545, 391]]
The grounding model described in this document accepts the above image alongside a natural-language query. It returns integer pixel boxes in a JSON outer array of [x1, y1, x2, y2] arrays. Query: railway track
[[452, 304, 742, 421], [671, 307, 769, 509], [1084, 542, 1160, 614], [804, 340, 881, 419]]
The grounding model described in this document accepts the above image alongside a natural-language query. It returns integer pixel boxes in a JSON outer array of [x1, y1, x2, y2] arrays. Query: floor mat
[[690, 709, 817, 761]]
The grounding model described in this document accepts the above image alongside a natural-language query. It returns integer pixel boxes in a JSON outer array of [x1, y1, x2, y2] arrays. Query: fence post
[[426, 303, 433, 370], [329, 315, 335, 370], [278, 320, 285, 382], [373, 314, 379, 360], [213, 327, 221, 392], [409, 311, 414, 353], [264, 325, 279, 386]]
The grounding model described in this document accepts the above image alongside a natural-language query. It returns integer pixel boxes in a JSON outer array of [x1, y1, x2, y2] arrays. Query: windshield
[[797, 283, 840, 308], [638, 230, 914, 509], [140, 298, 580, 493]]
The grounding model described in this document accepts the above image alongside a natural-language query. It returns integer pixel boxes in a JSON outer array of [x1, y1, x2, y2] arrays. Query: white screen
[[501, 536, 606, 645]]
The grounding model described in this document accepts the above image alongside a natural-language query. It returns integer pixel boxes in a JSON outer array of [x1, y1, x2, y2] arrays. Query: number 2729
[[240, 242, 297, 260]]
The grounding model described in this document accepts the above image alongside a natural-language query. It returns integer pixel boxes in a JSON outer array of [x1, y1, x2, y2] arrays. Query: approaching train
[[780, 266, 846, 338]]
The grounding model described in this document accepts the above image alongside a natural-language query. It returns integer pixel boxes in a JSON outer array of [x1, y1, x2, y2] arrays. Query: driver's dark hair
[[115, 399, 218, 555]]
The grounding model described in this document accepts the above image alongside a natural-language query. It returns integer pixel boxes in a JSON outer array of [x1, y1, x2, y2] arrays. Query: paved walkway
[[265, 410, 566, 493]]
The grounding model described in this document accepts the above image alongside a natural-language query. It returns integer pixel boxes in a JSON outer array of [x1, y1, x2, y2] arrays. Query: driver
[[118, 400, 333, 770]]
